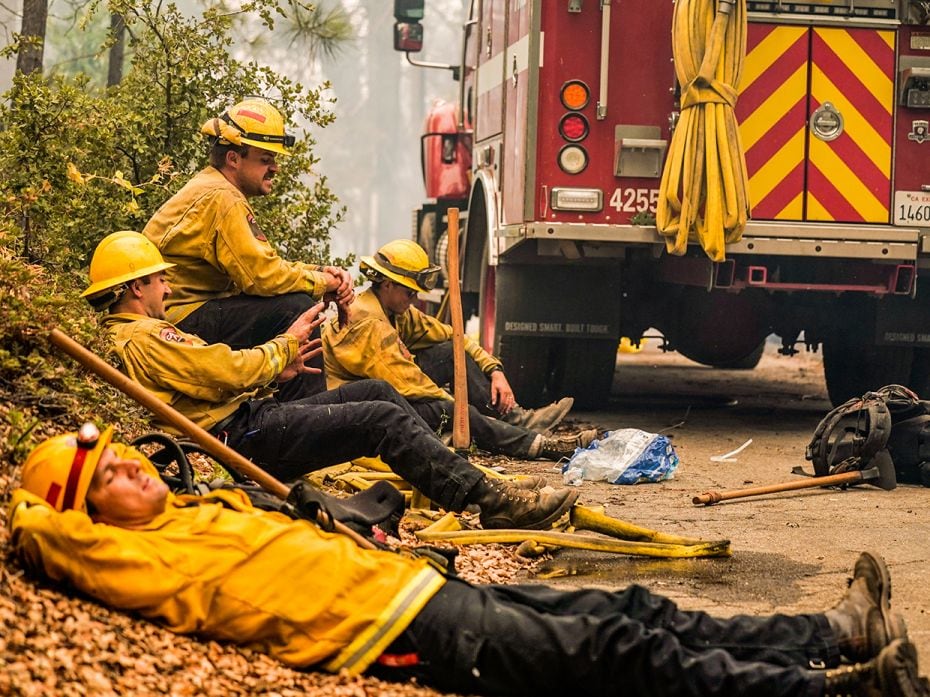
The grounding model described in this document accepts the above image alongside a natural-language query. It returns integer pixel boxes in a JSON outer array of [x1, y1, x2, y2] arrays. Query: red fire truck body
[[400, 0, 930, 408]]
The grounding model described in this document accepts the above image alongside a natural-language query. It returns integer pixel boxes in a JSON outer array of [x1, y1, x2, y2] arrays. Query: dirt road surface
[[508, 340, 930, 662]]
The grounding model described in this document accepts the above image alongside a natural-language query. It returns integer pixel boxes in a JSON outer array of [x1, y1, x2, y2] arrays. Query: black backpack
[[806, 385, 930, 486]]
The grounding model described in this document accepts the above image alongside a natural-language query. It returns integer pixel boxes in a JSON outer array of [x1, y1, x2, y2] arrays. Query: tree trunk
[[16, 0, 49, 76], [107, 13, 126, 87]]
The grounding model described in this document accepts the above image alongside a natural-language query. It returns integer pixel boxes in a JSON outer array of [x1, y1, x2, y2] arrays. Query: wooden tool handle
[[48, 328, 375, 549], [445, 208, 471, 450], [692, 470, 864, 506]]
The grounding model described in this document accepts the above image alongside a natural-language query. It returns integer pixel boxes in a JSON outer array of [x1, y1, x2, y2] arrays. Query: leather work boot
[[822, 639, 929, 697], [469, 476, 578, 530], [507, 474, 548, 490], [825, 551, 908, 663], [528, 428, 599, 461], [503, 397, 574, 433]]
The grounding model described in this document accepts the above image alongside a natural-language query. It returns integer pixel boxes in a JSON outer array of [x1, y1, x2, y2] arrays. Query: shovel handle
[[692, 470, 864, 506], [445, 207, 471, 450]]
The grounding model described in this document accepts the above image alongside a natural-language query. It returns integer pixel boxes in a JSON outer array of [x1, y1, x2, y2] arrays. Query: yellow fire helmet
[[360, 239, 442, 293], [200, 98, 295, 156], [81, 231, 174, 305], [20, 423, 113, 513]]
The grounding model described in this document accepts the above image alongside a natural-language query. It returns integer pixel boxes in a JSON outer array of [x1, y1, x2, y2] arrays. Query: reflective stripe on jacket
[[143, 167, 328, 323], [101, 313, 296, 431], [321, 288, 502, 401], [9, 485, 444, 675]]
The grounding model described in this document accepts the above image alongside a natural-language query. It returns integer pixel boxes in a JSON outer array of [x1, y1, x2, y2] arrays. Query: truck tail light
[[560, 80, 590, 110], [559, 113, 589, 142], [558, 145, 589, 174]]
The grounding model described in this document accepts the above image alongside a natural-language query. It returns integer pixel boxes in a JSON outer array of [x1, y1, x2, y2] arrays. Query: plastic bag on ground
[[562, 428, 680, 485]]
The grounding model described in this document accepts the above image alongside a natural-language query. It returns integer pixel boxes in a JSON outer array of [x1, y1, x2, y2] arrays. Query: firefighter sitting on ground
[[143, 97, 351, 399], [322, 239, 597, 461], [79, 230, 577, 530], [10, 424, 928, 697]]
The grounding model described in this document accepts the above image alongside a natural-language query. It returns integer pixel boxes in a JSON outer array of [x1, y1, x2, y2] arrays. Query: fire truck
[[393, 0, 930, 409]]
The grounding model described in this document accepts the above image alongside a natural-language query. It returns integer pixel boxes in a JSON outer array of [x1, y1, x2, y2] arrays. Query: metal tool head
[[863, 450, 898, 491]]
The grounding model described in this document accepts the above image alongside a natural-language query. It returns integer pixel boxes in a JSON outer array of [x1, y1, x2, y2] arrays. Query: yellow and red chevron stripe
[[738, 24, 808, 220], [737, 24, 895, 224], [807, 27, 894, 223]]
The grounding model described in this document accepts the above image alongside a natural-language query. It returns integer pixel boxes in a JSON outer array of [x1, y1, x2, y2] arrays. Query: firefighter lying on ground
[[322, 239, 597, 461], [10, 425, 928, 697], [142, 97, 351, 400], [79, 231, 577, 530]]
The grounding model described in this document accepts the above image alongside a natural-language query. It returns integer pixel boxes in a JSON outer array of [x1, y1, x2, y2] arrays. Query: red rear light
[[559, 113, 589, 142], [560, 80, 589, 111]]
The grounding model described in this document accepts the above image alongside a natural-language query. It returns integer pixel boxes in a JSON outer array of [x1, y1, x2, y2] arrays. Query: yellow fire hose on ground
[[657, 0, 749, 262], [414, 506, 731, 559]]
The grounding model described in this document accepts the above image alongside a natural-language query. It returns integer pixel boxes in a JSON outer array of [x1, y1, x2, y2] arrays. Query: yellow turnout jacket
[[143, 167, 329, 323], [101, 313, 296, 431], [9, 473, 444, 674], [322, 288, 502, 402]]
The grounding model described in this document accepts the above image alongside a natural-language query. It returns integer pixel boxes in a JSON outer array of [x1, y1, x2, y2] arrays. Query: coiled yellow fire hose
[[657, 0, 749, 262]]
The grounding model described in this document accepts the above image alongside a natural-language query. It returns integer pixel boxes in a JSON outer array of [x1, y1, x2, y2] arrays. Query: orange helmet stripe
[[236, 108, 267, 123]]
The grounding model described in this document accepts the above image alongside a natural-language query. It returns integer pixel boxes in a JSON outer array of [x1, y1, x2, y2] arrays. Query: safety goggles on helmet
[[374, 251, 441, 291], [221, 112, 296, 149]]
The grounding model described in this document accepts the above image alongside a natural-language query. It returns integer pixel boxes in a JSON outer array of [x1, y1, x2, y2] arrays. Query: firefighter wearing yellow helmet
[[321, 239, 597, 461], [80, 231, 175, 311], [19, 423, 114, 513], [141, 97, 353, 401]]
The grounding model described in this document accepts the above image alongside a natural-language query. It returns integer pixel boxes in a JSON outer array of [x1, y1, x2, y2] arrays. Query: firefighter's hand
[[489, 370, 516, 415], [279, 339, 323, 382], [284, 302, 326, 343], [322, 266, 354, 306]]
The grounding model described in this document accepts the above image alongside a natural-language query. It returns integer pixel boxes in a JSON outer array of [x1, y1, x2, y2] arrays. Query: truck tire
[[822, 336, 914, 406], [710, 340, 765, 370], [909, 348, 930, 397], [548, 338, 617, 410], [499, 334, 552, 408]]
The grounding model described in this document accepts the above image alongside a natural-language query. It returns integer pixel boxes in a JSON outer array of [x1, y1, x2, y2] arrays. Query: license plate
[[893, 191, 930, 226]]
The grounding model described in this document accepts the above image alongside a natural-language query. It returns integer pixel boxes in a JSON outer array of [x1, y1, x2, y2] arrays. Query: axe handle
[[445, 208, 471, 449], [47, 328, 376, 549], [692, 470, 865, 506]]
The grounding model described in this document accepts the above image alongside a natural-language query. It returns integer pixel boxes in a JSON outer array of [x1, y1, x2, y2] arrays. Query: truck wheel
[[710, 340, 765, 370], [909, 348, 930, 397], [822, 337, 914, 406], [499, 334, 552, 408], [548, 338, 617, 410]]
